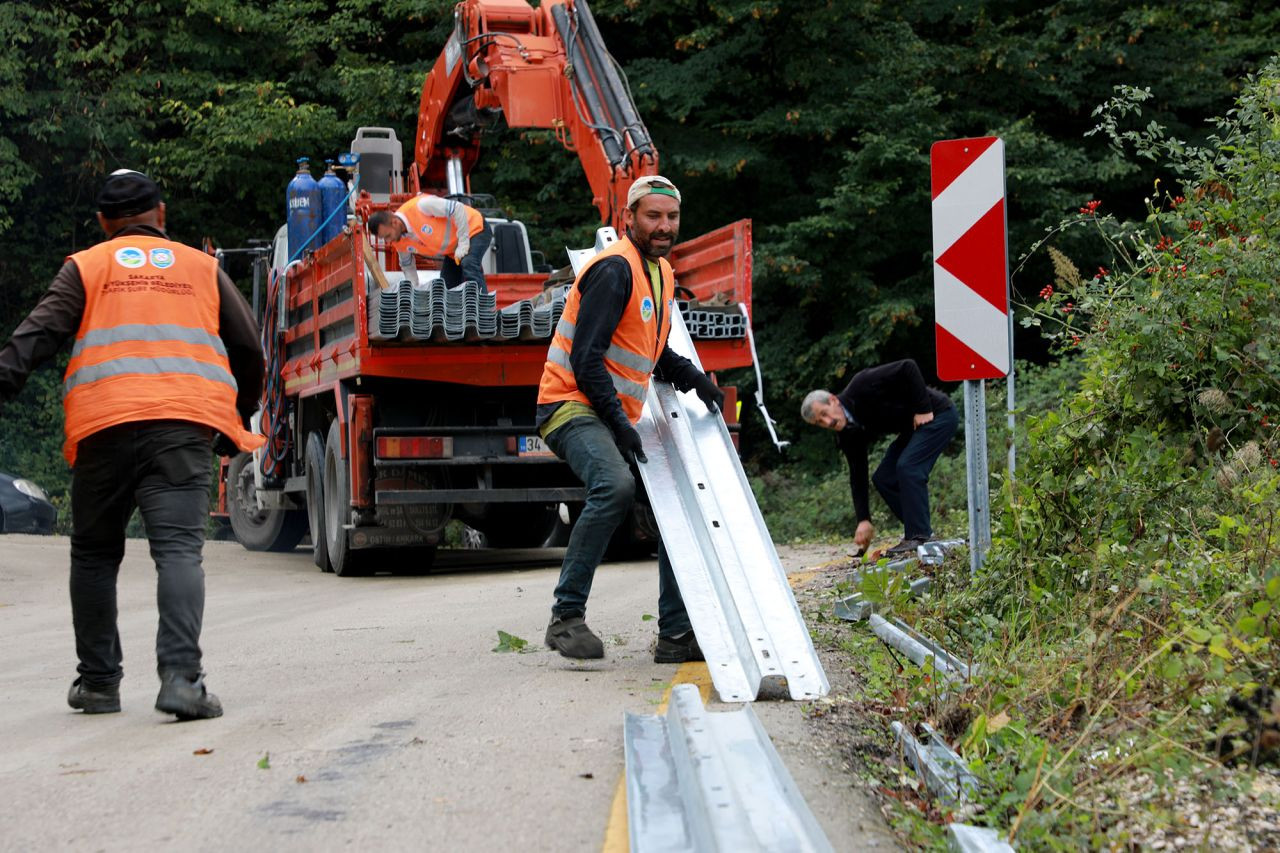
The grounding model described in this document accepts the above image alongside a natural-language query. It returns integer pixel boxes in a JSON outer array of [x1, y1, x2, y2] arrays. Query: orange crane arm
[[414, 0, 657, 233]]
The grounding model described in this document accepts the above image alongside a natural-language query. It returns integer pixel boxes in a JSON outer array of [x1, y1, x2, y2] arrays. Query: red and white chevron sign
[[931, 136, 1010, 381]]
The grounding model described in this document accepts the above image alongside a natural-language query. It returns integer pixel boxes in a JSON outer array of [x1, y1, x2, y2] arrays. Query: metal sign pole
[[964, 379, 991, 574]]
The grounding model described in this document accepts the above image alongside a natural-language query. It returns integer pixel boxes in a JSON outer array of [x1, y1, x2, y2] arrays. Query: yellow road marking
[[600, 662, 712, 852], [788, 569, 820, 587]]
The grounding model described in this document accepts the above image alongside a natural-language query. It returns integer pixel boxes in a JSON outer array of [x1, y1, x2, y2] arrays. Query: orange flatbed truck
[[220, 0, 754, 575]]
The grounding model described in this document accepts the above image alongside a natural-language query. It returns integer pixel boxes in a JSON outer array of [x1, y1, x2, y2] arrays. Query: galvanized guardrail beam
[[624, 684, 834, 853], [636, 312, 829, 702], [869, 615, 975, 682], [947, 823, 1016, 852], [892, 721, 980, 805]]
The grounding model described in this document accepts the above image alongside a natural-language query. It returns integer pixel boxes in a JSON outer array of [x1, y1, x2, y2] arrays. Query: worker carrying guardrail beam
[[801, 359, 958, 557], [0, 169, 265, 720], [368, 194, 492, 292], [536, 176, 724, 662]]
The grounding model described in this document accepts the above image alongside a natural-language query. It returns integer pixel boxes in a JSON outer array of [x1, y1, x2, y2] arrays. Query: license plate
[[517, 435, 555, 457]]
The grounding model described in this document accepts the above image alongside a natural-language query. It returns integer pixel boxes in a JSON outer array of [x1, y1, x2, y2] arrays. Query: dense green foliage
[[849, 63, 1280, 848]]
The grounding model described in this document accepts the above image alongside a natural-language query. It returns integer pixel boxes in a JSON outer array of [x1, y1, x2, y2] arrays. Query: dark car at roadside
[[0, 472, 57, 534]]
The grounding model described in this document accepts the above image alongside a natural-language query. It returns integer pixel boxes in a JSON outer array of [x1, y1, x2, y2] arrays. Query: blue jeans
[[546, 415, 691, 638], [441, 223, 492, 292], [69, 421, 213, 688], [871, 406, 958, 539]]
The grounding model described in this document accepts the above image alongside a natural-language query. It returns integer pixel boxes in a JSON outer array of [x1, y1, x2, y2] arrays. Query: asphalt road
[[0, 535, 892, 851]]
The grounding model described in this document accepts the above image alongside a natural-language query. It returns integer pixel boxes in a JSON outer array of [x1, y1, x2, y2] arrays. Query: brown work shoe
[[545, 615, 605, 659]]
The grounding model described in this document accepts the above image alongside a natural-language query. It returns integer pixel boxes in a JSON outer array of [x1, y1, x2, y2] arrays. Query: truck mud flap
[[623, 684, 833, 853], [635, 312, 829, 702]]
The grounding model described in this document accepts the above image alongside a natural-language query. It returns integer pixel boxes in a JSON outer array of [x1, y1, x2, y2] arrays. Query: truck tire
[[226, 452, 307, 552], [304, 432, 331, 572], [324, 419, 366, 577]]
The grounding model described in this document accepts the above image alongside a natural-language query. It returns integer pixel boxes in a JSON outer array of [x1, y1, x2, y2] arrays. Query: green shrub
[[904, 59, 1280, 848]]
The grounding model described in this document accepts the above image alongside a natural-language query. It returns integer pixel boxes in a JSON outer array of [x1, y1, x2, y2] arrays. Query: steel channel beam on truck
[[635, 311, 829, 702], [623, 684, 833, 853], [374, 487, 584, 504]]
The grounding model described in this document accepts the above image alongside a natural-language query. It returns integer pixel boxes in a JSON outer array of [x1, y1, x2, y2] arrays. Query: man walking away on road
[[801, 359, 958, 556], [0, 169, 265, 720], [536, 175, 724, 662], [368, 194, 492, 293]]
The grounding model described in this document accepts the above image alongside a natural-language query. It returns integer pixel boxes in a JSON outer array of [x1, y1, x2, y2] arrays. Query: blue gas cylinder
[[318, 159, 347, 247], [286, 157, 321, 259]]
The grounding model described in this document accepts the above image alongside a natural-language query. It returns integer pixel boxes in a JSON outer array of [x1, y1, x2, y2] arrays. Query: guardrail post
[[963, 379, 991, 573]]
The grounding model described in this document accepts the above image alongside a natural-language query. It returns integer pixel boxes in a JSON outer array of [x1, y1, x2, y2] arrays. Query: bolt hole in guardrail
[[712, 520, 720, 527], [697, 482, 706, 489]]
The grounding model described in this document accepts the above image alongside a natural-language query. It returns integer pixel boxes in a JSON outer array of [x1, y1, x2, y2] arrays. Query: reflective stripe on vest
[[551, 317, 655, 374], [536, 238, 675, 424], [65, 353, 238, 396], [69, 323, 229, 360], [544, 345, 649, 406]]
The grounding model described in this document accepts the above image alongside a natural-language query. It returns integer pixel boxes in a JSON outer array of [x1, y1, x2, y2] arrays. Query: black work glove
[[615, 425, 647, 464], [690, 373, 725, 413], [212, 433, 239, 458]]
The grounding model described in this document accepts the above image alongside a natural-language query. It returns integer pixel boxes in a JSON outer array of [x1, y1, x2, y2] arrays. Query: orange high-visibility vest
[[62, 236, 265, 465], [391, 196, 486, 258], [538, 238, 675, 424]]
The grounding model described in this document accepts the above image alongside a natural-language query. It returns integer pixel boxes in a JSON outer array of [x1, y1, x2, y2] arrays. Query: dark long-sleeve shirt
[[536, 236, 704, 436], [835, 359, 953, 522], [0, 224, 264, 424]]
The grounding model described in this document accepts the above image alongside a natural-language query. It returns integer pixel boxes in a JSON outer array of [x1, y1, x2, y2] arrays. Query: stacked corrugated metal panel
[[367, 283, 748, 343], [367, 281, 565, 342]]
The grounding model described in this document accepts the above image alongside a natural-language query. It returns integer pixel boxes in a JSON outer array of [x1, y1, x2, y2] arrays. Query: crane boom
[[414, 0, 657, 232]]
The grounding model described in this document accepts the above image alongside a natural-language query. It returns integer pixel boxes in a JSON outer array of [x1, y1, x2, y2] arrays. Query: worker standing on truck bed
[[368, 194, 492, 292], [536, 176, 724, 662], [0, 169, 265, 720], [801, 359, 958, 557]]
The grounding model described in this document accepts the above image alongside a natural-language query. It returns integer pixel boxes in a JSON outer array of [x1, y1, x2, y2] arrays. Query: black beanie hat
[[97, 169, 162, 219]]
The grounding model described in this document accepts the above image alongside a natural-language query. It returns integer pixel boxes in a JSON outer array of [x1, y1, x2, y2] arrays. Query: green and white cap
[[627, 175, 681, 208]]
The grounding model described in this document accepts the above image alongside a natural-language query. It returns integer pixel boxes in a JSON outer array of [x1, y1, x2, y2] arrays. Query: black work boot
[[155, 672, 223, 721], [545, 615, 605, 659], [67, 677, 121, 714], [654, 631, 704, 664]]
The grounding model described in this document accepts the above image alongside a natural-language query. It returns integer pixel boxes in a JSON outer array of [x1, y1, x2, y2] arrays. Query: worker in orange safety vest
[[0, 169, 265, 720], [536, 175, 724, 662], [368, 194, 492, 292]]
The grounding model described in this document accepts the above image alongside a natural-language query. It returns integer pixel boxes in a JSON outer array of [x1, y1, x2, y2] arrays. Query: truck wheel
[[323, 419, 366, 577], [226, 452, 308, 552], [304, 432, 331, 572]]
